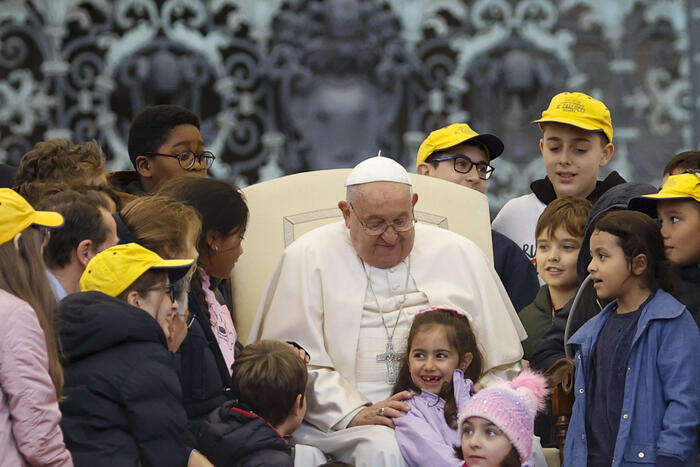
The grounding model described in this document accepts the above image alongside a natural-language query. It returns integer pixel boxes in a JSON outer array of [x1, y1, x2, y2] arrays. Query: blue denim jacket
[[564, 290, 700, 466]]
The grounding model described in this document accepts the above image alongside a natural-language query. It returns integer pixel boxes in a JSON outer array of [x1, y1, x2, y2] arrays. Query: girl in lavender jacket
[[393, 307, 482, 467], [0, 189, 72, 466]]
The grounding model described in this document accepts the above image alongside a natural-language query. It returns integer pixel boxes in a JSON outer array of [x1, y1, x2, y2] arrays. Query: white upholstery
[[232, 169, 493, 344]]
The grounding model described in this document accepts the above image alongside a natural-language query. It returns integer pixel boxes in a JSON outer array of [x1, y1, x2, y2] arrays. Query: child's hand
[[348, 391, 413, 429], [167, 316, 188, 353], [187, 450, 213, 467], [472, 382, 484, 393]]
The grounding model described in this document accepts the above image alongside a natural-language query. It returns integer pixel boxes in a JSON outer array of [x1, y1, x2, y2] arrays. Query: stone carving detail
[[0, 0, 695, 209]]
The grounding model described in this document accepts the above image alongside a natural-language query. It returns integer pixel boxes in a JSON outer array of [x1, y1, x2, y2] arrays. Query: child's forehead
[[657, 198, 700, 214], [541, 122, 602, 141], [537, 224, 581, 241]]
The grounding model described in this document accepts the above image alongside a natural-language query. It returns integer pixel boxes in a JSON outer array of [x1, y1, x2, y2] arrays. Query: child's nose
[[587, 260, 595, 273]]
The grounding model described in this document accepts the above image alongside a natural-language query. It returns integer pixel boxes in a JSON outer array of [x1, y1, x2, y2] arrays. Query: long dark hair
[[393, 308, 483, 429], [594, 210, 669, 292], [0, 228, 64, 397]]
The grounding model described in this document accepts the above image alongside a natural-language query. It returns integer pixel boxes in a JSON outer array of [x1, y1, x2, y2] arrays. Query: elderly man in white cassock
[[248, 155, 531, 466]]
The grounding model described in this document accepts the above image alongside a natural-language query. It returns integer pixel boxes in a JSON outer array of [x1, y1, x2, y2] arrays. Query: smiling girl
[[565, 210, 700, 465], [393, 307, 483, 466]]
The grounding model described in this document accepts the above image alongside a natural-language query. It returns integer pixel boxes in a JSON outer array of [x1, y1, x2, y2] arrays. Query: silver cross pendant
[[376, 340, 404, 384]]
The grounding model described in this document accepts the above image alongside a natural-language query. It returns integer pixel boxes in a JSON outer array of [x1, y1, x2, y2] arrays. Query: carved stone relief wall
[[0, 0, 697, 210]]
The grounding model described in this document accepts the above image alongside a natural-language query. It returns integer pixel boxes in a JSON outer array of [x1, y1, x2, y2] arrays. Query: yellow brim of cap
[[640, 192, 698, 201], [31, 210, 65, 228], [150, 258, 196, 269], [531, 117, 604, 133]]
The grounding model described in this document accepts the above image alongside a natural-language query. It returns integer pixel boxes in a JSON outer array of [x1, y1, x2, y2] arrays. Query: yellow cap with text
[[416, 123, 504, 167], [532, 92, 613, 143]]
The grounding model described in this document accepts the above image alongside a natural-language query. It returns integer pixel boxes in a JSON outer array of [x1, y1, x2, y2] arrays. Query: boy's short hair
[[663, 151, 700, 176], [232, 340, 308, 426], [127, 105, 200, 168], [536, 196, 592, 240], [13, 139, 106, 191], [36, 189, 112, 269]]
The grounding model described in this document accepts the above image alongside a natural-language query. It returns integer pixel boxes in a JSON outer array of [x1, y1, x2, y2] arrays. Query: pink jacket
[[0, 289, 72, 466]]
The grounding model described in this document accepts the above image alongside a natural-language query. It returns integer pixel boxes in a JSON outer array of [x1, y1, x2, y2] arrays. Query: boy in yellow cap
[[630, 172, 700, 326], [55, 243, 213, 466], [492, 92, 625, 270], [417, 123, 539, 312]]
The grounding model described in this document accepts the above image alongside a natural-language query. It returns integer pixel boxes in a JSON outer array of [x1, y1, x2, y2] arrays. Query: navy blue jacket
[[492, 229, 539, 312], [58, 292, 193, 467], [564, 290, 700, 466], [197, 400, 293, 467]]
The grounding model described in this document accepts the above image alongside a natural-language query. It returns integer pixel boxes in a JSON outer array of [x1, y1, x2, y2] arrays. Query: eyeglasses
[[429, 155, 495, 180], [349, 202, 416, 236], [144, 150, 216, 170], [143, 283, 178, 303]]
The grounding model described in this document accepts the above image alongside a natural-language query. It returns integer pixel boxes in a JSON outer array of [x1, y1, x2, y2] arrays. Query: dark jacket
[[530, 182, 658, 371], [519, 285, 554, 361], [177, 273, 240, 428], [530, 170, 627, 206], [58, 291, 193, 467], [671, 263, 700, 327], [492, 230, 539, 312], [197, 400, 293, 467]]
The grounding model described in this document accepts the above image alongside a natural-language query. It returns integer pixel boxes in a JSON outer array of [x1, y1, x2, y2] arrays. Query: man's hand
[[348, 391, 413, 429]]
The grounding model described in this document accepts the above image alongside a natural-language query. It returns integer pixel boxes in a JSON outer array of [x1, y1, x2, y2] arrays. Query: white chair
[[231, 169, 493, 344]]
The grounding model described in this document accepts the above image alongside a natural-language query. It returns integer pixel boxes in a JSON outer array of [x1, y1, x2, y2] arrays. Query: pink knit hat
[[457, 370, 549, 462]]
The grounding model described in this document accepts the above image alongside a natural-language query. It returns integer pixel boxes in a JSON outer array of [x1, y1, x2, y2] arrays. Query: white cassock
[[248, 221, 527, 466]]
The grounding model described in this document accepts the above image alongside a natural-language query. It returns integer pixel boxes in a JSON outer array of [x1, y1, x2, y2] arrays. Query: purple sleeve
[[394, 403, 463, 467]]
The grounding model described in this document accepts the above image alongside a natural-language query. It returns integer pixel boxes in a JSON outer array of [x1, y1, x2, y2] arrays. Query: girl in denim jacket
[[565, 210, 700, 466]]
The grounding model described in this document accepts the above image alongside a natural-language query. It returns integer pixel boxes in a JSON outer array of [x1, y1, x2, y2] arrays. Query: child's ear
[[417, 163, 431, 176], [598, 142, 615, 167], [631, 253, 648, 277], [292, 394, 304, 416], [459, 352, 474, 372]]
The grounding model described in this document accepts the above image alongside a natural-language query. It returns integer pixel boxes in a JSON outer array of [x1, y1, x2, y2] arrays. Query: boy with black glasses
[[110, 105, 215, 205], [417, 123, 539, 312]]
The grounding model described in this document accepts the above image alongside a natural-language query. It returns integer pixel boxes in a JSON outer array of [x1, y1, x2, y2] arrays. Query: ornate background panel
[[0, 0, 697, 211]]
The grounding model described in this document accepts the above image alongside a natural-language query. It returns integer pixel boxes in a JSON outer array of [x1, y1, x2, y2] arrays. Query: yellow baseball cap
[[416, 123, 504, 167], [80, 243, 195, 297], [0, 188, 64, 246], [532, 92, 613, 143], [629, 173, 700, 216]]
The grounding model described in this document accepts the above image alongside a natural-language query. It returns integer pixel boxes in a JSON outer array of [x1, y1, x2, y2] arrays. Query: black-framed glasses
[[349, 202, 416, 236], [143, 283, 178, 303], [430, 155, 495, 180], [144, 150, 216, 170]]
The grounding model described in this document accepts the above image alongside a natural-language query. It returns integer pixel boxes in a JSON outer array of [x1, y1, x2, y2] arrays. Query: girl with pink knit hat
[[457, 370, 549, 466]]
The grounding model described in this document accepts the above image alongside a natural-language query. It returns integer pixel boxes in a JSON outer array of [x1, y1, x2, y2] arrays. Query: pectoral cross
[[376, 341, 404, 384]]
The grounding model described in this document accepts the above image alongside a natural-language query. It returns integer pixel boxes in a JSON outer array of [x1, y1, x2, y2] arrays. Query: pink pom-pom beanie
[[457, 370, 549, 462]]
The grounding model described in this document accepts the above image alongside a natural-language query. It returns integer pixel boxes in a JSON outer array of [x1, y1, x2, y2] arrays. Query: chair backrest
[[232, 169, 493, 344]]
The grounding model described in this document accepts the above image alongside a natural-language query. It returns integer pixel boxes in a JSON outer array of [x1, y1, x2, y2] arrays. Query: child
[[393, 307, 483, 467], [492, 92, 625, 266], [416, 123, 539, 312], [458, 370, 549, 466], [565, 210, 700, 466], [57, 243, 212, 466], [0, 188, 72, 465], [630, 172, 700, 326], [519, 196, 591, 361], [197, 340, 308, 467]]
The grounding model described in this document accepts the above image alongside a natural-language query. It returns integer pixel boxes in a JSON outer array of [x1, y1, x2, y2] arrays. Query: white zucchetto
[[344, 151, 412, 187]]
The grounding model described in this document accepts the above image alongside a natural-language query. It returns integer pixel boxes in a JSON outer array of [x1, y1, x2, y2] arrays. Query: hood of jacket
[[575, 182, 657, 280], [57, 291, 166, 363], [530, 170, 627, 206], [198, 400, 289, 464]]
